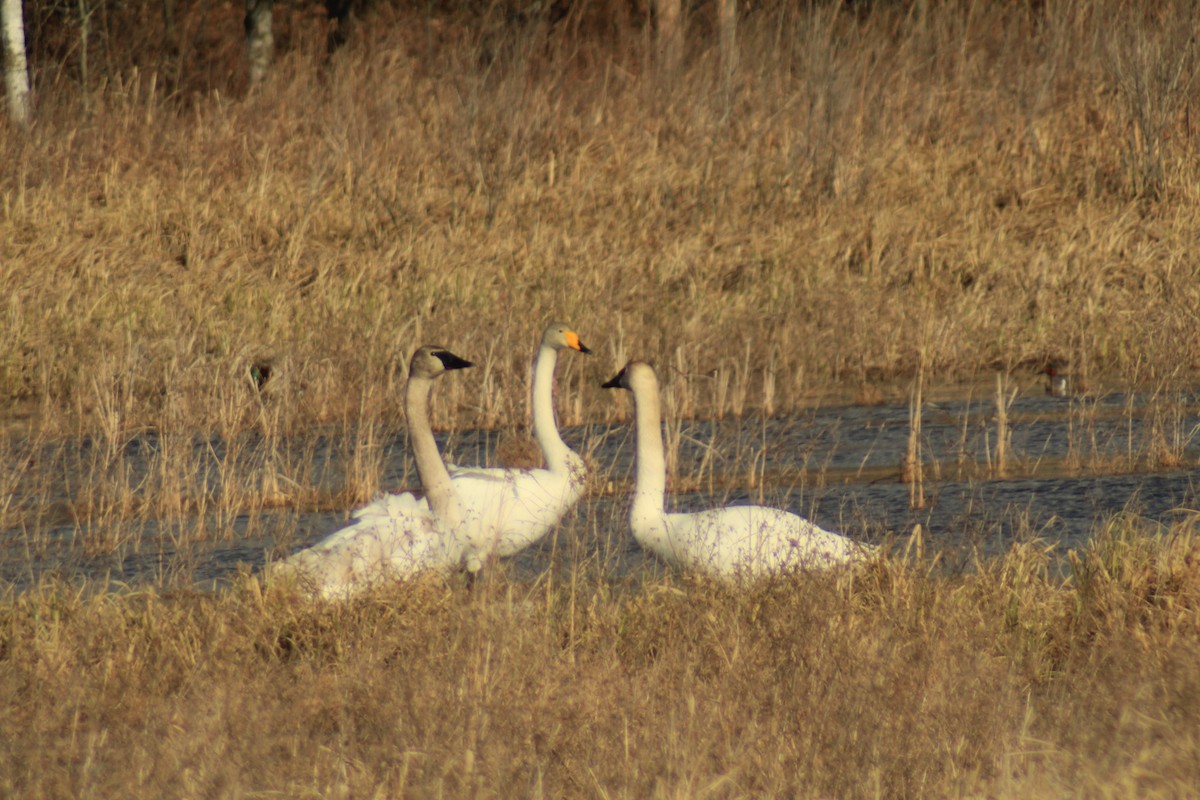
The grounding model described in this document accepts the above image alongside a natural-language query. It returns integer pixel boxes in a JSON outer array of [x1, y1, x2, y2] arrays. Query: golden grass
[[1, 520, 1199, 798], [3, 2, 1200, 795], [3, 1, 1200, 439]]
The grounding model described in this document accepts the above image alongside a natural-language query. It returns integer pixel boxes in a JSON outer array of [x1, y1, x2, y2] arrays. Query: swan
[[277, 346, 474, 599], [601, 361, 873, 580], [448, 322, 591, 572]]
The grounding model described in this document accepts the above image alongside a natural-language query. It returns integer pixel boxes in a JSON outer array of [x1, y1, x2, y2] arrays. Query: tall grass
[[2, 519, 1199, 798], [3, 0, 1200, 437], [2, 4, 1200, 794]]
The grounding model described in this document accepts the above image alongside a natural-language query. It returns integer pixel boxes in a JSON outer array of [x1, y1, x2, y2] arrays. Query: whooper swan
[[278, 346, 474, 599], [449, 322, 591, 572], [601, 361, 873, 580]]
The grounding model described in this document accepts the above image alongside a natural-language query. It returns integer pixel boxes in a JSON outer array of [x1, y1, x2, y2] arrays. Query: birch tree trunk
[[1, 0, 30, 128], [245, 0, 273, 86]]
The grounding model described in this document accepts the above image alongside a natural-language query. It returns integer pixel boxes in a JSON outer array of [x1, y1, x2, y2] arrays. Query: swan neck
[[532, 343, 570, 470], [406, 374, 461, 526], [631, 379, 667, 510]]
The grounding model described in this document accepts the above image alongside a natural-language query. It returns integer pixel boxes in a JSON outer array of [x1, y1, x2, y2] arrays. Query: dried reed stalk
[[903, 351, 925, 510], [995, 372, 1008, 477]]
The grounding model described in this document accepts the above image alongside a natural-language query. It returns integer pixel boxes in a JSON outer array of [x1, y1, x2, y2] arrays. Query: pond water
[[2, 387, 1199, 591]]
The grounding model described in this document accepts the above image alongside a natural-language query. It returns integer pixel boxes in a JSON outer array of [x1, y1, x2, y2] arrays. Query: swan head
[[409, 346, 474, 379], [542, 322, 591, 354], [601, 361, 658, 393]]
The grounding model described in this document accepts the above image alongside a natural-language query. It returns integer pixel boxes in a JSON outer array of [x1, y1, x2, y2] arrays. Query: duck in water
[[1044, 363, 1069, 397]]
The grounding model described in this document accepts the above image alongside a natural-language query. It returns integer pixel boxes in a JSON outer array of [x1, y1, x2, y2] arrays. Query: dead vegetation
[[2, 520, 1200, 798], [3, 1, 1200, 437], [3, 1, 1200, 796]]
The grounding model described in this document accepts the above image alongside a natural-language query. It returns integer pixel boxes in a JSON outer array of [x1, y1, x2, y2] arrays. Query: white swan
[[601, 361, 873, 580], [278, 346, 474, 599], [448, 322, 591, 572]]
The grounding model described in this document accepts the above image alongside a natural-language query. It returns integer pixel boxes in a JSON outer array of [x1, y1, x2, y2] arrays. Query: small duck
[[1044, 364, 1069, 397]]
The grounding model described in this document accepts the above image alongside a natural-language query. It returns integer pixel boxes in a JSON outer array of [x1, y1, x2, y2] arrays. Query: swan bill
[[566, 331, 592, 354], [432, 350, 474, 371], [600, 367, 628, 390]]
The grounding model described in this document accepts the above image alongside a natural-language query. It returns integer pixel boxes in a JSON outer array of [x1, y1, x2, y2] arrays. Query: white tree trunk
[[1, 0, 30, 128], [245, 0, 273, 86]]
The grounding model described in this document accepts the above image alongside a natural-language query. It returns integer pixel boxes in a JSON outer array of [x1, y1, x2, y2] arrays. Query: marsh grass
[[4, 2, 1200, 794], [2, 518, 1200, 798], [5, 1, 1200, 438]]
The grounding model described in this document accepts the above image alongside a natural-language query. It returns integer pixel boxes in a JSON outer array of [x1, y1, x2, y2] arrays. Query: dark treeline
[[16, 0, 1026, 102], [19, 0, 657, 98]]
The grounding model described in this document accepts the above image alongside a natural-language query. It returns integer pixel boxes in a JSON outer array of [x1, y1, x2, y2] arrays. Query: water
[[2, 388, 1199, 591]]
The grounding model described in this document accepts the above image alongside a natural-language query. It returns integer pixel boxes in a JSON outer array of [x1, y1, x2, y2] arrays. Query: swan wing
[[447, 463, 513, 484], [661, 505, 870, 579], [281, 492, 460, 599], [451, 465, 585, 558]]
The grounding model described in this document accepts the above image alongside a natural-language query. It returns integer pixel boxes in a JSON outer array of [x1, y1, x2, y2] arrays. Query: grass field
[[3, 0, 1200, 437], [3, 0, 1200, 796], [3, 521, 1200, 798]]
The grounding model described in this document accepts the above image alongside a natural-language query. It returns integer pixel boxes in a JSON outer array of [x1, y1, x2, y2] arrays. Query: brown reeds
[[0, 1, 1199, 439], [993, 371, 1018, 478], [2, 519, 1200, 798], [2, 3, 1200, 795], [903, 349, 925, 509]]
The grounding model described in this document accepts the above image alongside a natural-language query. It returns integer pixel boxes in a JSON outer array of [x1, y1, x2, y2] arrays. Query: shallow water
[[2, 388, 1199, 591]]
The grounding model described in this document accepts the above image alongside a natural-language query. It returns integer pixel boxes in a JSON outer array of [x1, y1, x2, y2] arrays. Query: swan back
[[656, 505, 872, 579], [284, 493, 460, 599]]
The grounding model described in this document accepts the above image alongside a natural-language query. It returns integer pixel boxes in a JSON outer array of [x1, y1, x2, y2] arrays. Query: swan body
[[280, 492, 462, 599], [448, 323, 591, 572], [278, 346, 474, 599], [602, 361, 873, 580]]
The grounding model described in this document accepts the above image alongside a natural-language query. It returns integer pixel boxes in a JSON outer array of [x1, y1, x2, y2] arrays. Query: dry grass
[[3, 2, 1200, 796], [3, 1, 1200, 439], [1, 519, 1199, 798], [0, 0, 1196, 547]]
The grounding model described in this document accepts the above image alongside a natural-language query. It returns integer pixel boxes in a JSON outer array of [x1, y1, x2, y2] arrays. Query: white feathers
[[281, 492, 461, 599], [634, 503, 872, 579], [603, 361, 873, 580], [275, 346, 474, 600], [451, 461, 586, 557], [448, 322, 590, 572]]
